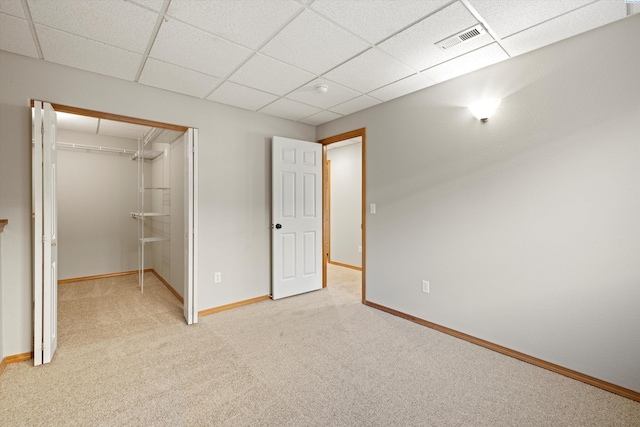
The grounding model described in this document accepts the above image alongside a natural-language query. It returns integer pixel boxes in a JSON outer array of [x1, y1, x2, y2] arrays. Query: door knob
[[275, 224, 282, 229]]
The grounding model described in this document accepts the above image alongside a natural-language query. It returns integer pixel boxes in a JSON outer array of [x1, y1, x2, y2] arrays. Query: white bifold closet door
[[183, 128, 198, 324], [271, 136, 322, 300], [32, 100, 58, 365]]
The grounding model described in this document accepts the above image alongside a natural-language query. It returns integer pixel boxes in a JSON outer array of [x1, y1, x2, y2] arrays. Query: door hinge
[[41, 123, 45, 135]]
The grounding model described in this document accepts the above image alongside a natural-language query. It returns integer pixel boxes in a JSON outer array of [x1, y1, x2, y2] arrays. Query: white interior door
[[33, 101, 58, 365], [272, 136, 322, 300], [183, 128, 198, 324]]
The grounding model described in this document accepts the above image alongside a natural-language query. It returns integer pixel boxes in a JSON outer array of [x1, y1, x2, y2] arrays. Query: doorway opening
[[32, 101, 198, 365], [319, 129, 366, 303]]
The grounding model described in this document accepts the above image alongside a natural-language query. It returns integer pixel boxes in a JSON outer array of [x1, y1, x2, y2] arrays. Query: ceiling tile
[[501, 0, 628, 57], [28, 0, 157, 53], [56, 112, 99, 134], [259, 98, 322, 121], [126, 0, 165, 12], [207, 81, 279, 111], [167, 0, 302, 50], [286, 78, 360, 109], [139, 58, 222, 98], [330, 95, 382, 116], [150, 18, 252, 78], [0, 0, 25, 18], [324, 48, 415, 93], [467, 0, 593, 39], [0, 13, 38, 58], [422, 43, 508, 83], [311, 0, 450, 44], [261, 10, 369, 75], [368, 73, 436, 102], [229, 53, 315, 96], [99, 120, 151, 140], [378, 1, 491, 72], [299, 111, 343, 126], [36, 25, 141, 81]]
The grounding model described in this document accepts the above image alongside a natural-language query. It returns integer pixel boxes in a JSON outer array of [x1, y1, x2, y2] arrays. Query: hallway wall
[[327, 142, 362, 268]]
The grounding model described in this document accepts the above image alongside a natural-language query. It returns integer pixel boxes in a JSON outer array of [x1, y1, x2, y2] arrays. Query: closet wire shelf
[[133, 133, 170, 293]]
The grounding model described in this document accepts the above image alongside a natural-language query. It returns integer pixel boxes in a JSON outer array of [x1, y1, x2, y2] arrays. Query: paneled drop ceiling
[[1, 0, 637, 126]]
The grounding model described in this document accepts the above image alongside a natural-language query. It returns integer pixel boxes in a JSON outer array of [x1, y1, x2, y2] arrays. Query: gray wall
[[0, 50, 314, 357], [56, 129, 140, 279], [318, 15, 640, 392], [327, 143, 362, 268]]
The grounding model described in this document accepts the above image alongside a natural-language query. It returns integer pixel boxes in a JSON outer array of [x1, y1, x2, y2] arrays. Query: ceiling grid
[[0, 0, 634, 125]]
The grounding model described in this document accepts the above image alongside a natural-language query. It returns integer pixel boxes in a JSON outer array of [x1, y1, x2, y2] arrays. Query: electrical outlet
[[422, 280, 430, 294], [214, 272, 222, 283], [358, 245, 362, 253]]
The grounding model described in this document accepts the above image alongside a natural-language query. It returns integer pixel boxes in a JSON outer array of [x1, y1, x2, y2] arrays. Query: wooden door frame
[[318, 128, 366, 303], [30, 101, 197, 326]]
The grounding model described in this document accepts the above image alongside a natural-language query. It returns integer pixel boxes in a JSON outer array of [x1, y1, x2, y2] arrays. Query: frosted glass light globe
[[469, 98, 501, 122]]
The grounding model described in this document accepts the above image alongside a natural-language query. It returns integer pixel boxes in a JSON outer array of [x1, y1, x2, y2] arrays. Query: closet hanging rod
[[57, 141, 136, 156]]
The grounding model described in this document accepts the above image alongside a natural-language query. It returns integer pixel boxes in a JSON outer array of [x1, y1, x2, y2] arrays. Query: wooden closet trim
[[30, 100, 189, 132]]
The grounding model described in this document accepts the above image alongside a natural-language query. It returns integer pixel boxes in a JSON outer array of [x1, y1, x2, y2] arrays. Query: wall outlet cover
[[422, 280, 430, 294]]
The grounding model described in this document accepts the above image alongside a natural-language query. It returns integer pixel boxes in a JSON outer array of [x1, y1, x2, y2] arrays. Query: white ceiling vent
[[436, 24, 486, 50]]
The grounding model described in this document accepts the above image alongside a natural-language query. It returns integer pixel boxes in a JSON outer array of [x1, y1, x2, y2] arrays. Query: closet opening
[[32, 101, 198, 365]]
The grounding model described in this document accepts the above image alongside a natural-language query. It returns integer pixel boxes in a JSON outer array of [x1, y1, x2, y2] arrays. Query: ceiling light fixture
[[468, 98, 501, 122], [314, 84, 329, 95]]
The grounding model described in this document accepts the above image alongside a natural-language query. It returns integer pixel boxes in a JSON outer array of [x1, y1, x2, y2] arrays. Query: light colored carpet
[[1, 266, 638, 426]]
